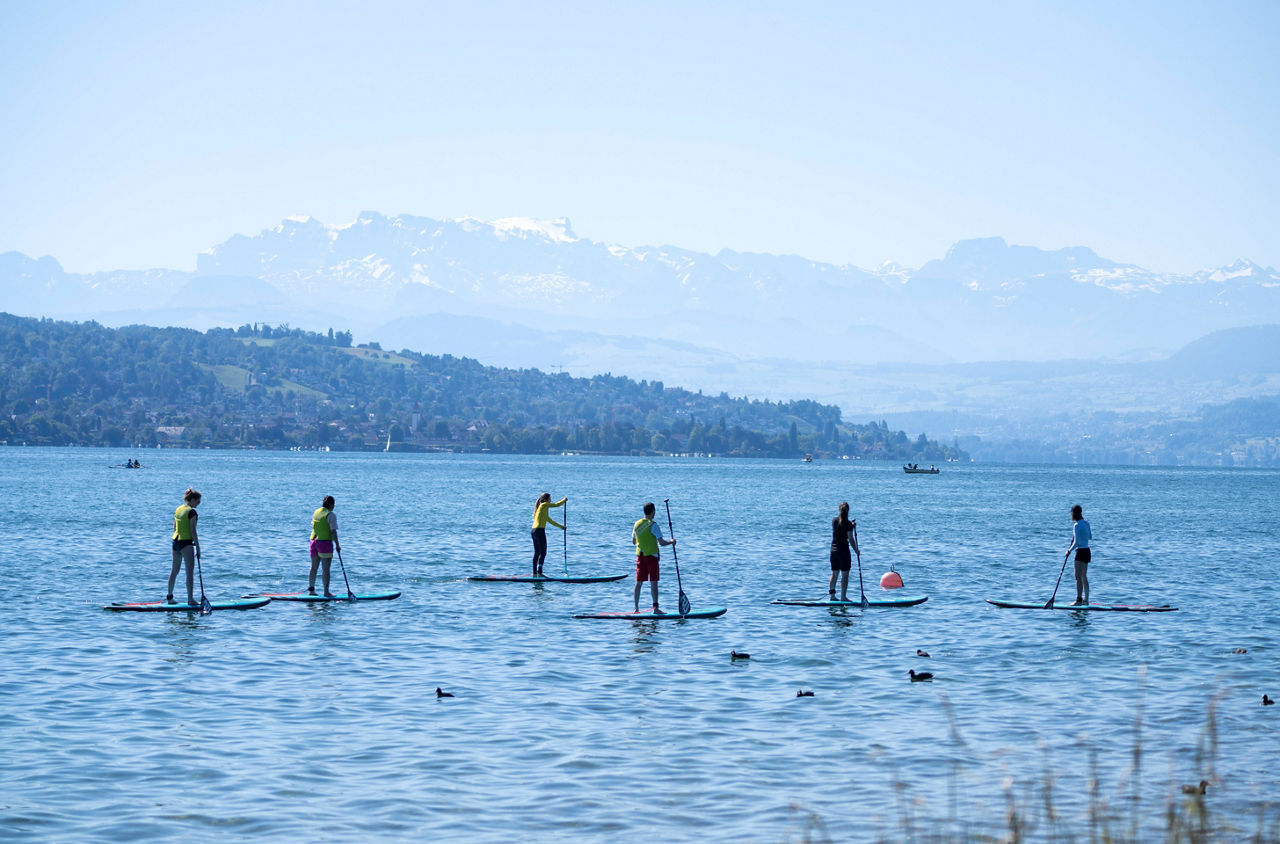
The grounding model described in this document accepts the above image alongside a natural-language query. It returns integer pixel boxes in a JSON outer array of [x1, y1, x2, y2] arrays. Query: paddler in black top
[[828, 502, 857, 601], [167, 487, 202, 604]]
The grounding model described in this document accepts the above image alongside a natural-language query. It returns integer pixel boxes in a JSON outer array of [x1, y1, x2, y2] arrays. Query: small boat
[[802, 454, 813, 463], [903, 464, 939, 474]]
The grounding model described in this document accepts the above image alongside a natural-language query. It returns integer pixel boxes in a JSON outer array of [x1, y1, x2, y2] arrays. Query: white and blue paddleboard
[[249, 591, 402, 602], [771, 595, 928, 608], [468, 573, 627, 584], [105, 597, 271, 612], [986, 598, 1177, 612], [573, 607, 727, 620]]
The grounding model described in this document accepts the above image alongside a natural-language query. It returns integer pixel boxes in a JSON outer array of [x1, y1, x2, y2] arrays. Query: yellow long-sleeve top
[[532, 498, 566, 530]]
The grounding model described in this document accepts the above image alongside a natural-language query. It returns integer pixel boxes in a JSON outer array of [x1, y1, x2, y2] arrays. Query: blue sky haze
[[1, 0, 1277, 273]]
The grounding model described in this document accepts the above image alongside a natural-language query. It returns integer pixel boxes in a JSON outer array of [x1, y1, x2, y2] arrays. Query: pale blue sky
[[1, 0, 1277, 274]]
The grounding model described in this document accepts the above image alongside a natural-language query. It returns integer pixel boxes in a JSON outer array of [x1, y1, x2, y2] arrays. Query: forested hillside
[[0, 314, 966, 461]]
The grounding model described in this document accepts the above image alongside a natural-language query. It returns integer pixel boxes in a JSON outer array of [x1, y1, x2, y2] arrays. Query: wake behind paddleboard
[[104, 597, 271, 612], [248, 591, 402, 602], [986, 599, 1177, 612], [468, 574, 627, 583], [573, 607, 728, 620], [771, 595, 929, 608]]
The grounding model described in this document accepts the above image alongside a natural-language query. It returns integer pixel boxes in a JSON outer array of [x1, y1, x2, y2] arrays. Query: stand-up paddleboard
[[573, 607, 727, 620], [771, 595, 928, 608], [467, 574, 627, 584], [986, 599, 1177, 612], [105, 597, 270, 612], [247, 591, 402, 602]]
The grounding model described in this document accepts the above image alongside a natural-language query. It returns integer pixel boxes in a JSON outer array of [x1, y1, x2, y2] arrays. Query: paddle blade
[[200, 596, 213, 616], [347, 592, 357, 604], [679, 590, 691, 617]]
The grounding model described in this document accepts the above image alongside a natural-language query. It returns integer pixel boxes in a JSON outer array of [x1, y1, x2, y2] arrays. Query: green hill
[[0, 313, 966, 461]]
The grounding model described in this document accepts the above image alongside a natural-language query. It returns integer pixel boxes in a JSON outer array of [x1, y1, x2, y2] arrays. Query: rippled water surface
[[2, 449, 1278, 840]]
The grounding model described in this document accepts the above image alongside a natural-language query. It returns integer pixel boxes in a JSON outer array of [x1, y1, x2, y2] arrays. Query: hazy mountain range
[[4, 212, 1280, 460]]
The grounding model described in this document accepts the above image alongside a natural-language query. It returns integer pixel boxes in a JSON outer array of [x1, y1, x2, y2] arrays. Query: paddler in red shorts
[[632, 501, 676, 613]]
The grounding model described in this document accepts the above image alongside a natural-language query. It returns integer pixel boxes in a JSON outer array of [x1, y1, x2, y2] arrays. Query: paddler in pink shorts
[[308, 495, 341, 596]]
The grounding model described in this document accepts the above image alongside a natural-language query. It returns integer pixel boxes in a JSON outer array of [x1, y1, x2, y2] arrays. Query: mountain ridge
[[4, 212, 1280, 376]]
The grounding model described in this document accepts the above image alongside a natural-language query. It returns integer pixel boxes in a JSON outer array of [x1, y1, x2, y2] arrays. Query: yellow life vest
[[633, 518, 659, 556], [173, 504, 194, 541], [311, 507, 333, 540]]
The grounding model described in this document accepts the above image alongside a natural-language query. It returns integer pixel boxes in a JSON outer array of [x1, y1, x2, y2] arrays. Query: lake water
[[2, 449, 1278, 841]]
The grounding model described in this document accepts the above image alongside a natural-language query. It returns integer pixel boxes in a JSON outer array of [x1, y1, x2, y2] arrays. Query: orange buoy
[[879, 570, 904, 589]]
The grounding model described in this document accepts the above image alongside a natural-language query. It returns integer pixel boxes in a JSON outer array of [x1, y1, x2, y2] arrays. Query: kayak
[[248, 591, 402, 602], [985, 599, 1177, 612], [468, 574, 627, 583], [573, 607, 728, 620], [771, 595, 929, 608], [104, 597, 271, 612]]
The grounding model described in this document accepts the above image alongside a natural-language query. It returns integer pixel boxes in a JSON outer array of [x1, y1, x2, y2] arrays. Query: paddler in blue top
[[1066, 504, 1092, 606], [167, 487, 202, 604], [632, 501, 675, 612], [531, 492, 566, 576], [308, 495, 340, 596]]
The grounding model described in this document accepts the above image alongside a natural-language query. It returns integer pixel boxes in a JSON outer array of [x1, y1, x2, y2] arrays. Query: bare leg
[[308, 554, 321, 593], [321, 556, 333, 596], [839, 570, 849, 602], [650, 580, 660, 610], [168, 546, 195, 604], [168, 547, 182, 600], [828, 570, 838, 596], [633, 579, 643, 612], [1074, 558, 1089, 604]]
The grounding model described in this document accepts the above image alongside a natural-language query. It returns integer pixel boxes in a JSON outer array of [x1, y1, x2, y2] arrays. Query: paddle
[[336, 545, 357, 603], [663, 499, 691, 617], [194, 549, 213, 616], [1045, 552, 1071, 608], [562, 499, 569, 576], [852, 521, 868, 608]]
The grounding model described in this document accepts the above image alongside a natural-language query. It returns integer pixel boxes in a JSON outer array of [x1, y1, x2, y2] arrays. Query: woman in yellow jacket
[[531, 492, 566, 576]]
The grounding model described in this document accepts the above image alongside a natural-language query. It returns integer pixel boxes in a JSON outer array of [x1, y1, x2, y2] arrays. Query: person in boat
[[308, 495, 341, 596], [167, 487, 202, 604], [632, 501, 675, 612], [828, 501, 857, 601], [1066, 504, 1092, 606], [531, 492, 566, 576]]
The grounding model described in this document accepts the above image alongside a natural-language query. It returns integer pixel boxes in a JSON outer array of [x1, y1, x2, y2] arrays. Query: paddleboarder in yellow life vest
[[308, 495, 340, 596], [167, 487, 202, 604], [632, 501, 675, 612], [531, 492, 566, 576]]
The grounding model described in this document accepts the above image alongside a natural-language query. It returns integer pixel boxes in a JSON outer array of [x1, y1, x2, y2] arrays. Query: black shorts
[[1074, 548, 1091, 563], [830, 551, 851, 572]]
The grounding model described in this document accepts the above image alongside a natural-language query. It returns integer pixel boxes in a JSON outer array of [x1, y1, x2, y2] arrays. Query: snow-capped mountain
[[3, 213, 1279, 370]]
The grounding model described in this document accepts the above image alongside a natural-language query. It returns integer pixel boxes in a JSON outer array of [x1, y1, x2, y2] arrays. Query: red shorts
[[635, 555, 660, 582]]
